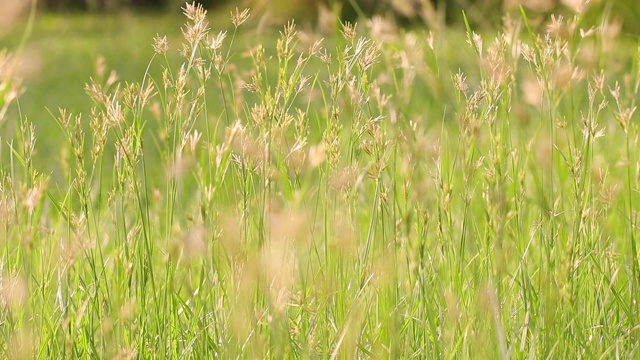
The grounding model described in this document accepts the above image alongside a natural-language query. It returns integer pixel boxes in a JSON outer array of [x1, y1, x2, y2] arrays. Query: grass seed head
[[341, 21, 357, 43], [152, 35, 169, 55], [209, 30, 227, 51], [183, 2, 206, 23], [231, 8, 250, 28], [562, 0, 590, 14]]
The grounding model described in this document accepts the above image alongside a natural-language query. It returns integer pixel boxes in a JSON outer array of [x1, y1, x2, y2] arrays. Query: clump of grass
[[1, 1, 640, 358]]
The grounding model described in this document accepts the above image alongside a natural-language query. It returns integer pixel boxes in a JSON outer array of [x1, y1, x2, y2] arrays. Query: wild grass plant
[[1, 1, 640, 358]]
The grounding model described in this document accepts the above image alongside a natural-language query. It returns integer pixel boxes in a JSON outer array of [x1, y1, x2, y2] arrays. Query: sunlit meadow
[[1, 1, 640, 358]]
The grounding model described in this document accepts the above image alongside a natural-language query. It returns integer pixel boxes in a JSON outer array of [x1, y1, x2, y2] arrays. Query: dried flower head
[[209, 30, 227, 51], [453, 70, 468, 95], [188, 129, 201, 154], [183, 2, 206, 23], [106, 95, 125, 127], [153, 35, 169, 55], [547, 15, 566, 38], [341, 22, 357, 43], [231, 8, 250, 27], [467, 32, 483, 56], [562, 0, 590, 14], [358, 40, 381, 72]]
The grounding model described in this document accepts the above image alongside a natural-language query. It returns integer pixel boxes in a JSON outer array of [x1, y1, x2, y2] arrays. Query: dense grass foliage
[[1, 2, 640, 358]]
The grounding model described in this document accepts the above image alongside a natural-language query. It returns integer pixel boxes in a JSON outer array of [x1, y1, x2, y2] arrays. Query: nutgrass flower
[[230, 8, 250, 28], [209, 30, 227, 51], [153, 35, 169, 55], [183, 2, 206, 23]]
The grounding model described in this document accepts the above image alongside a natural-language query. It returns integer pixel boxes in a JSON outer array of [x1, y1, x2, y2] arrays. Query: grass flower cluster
[[1, 1, 640, 358]]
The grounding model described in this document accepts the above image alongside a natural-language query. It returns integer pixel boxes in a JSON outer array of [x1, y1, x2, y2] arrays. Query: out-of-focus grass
[[2, 3, 640, 359]]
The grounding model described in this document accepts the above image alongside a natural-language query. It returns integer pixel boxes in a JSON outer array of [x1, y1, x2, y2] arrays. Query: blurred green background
[[35, 0, 640, 34]]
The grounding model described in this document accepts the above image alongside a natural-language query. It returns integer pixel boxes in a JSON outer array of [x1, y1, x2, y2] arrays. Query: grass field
[[1, 2, 640, 358]]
